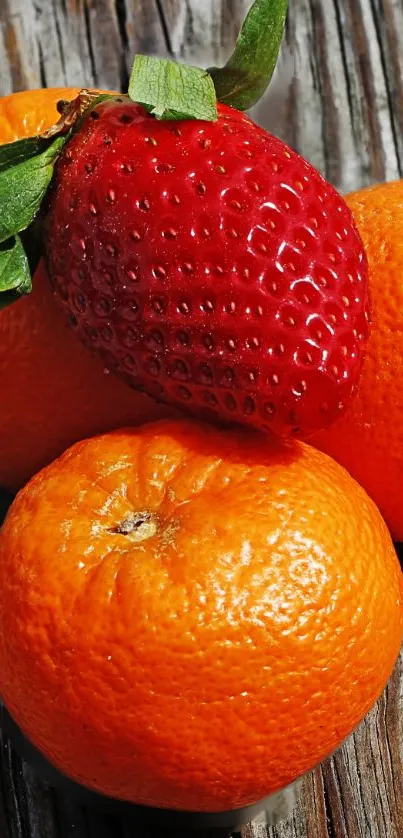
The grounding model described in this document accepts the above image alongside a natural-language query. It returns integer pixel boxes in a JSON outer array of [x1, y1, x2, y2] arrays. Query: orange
[[314, 181, 403, 541], [0, 88, 79, 142], [0, 89, 171, 491], [0, 419, 401, 812]]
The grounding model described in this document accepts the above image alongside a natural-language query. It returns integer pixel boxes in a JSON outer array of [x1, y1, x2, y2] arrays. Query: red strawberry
[[43, 96, 369, 437], [0, 0, 369, 438]]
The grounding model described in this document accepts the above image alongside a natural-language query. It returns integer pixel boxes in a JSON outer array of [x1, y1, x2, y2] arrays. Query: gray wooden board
[[1, 1, 403, 836]]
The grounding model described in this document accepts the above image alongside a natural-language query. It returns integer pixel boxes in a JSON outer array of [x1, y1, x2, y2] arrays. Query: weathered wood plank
[[0, 0, 41, 92], [123, 0, 170, 60]]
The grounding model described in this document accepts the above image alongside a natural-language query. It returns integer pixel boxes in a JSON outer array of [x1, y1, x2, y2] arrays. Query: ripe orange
[[0, 89, 171, 491], [0, 88, 78, 142], [0, 419, 401, 812], [313, 181, 403, 541]]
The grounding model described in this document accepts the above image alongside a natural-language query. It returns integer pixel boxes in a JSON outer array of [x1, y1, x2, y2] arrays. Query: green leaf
[[0, 235, 32, 311], [208, 0, 288, 111], [129, 55, 218, 122], [0, 134, 66, 244], [0, 136, 52, 173]]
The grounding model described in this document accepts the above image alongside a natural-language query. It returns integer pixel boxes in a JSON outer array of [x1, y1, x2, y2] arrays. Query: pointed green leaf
[[209, 0, 288, 111], [0, 134, 67, 244], [129, 55, 217, 122], [0, 235, 32, 311], [0, 136, 54, 173]]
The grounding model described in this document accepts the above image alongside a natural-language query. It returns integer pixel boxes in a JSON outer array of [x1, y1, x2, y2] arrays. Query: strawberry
[[0, 0, 370, 437], [43, 97, 368, 437]]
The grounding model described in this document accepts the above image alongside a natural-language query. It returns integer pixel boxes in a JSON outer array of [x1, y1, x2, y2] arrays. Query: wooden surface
[[1, 1, 403, 837]]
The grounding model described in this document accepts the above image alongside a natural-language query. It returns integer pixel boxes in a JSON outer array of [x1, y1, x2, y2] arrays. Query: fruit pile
[[0, 0, 402, 820]]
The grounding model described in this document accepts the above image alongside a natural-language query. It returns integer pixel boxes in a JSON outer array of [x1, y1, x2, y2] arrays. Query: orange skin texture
[[0, 89, 172, 490], [0, 419, 402, 812], [314, 181, 403, 541]]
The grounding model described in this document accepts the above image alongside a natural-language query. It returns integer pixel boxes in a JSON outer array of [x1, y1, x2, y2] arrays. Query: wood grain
[[1, 1, 403, 837]]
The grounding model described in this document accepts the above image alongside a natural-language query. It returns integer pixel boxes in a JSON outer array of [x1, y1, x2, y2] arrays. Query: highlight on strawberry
[[0, 0, 369, 438]]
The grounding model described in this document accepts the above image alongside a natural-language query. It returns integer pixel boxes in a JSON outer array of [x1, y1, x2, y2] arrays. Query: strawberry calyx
[[128, 57, 218, 122], [0, 0, 288, 310], [127, 0, 288, 119], [0, 132, 67, 310], [0, 90, 120, 309]]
